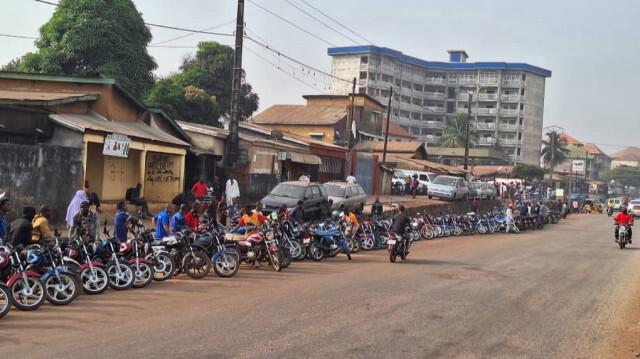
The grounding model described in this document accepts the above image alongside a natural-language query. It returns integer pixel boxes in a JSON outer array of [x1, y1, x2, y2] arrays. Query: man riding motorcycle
[[614, 207, 634, 243], [392, 205, 412, 254]]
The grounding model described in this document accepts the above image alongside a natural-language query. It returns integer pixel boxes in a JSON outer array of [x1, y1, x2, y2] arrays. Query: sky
[[1, 0, 639, 155]]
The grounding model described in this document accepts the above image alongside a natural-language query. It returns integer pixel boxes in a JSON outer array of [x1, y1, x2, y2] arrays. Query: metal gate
[[356, 153, 374, 194]]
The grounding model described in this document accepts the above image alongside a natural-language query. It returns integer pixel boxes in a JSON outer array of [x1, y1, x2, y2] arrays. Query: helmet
[[412, 173, 418, 178], [331, 210, 341, 220]]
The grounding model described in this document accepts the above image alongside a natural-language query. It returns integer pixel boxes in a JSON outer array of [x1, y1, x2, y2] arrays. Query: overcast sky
[[1, 0, 638, 154]]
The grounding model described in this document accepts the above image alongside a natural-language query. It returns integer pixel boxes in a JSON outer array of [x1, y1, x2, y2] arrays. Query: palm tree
[[437, 113, 478, 148], [541, 130, 569, 181]]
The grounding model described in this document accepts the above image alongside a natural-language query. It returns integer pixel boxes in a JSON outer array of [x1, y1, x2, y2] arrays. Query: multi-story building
[[327, 46, 552, 165]]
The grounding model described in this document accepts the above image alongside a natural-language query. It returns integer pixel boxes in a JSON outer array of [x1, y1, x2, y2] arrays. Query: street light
[[464, 90, 473, 170]]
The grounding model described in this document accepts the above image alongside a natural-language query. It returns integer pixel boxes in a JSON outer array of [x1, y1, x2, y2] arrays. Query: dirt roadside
[[607, 264, 640, 358]]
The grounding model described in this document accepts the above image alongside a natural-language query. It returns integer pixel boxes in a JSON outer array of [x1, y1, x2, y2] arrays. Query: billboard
[[571, 160, 585, 173]]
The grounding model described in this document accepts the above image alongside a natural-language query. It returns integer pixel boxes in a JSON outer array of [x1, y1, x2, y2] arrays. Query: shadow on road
[[400, 259, 464, 266]]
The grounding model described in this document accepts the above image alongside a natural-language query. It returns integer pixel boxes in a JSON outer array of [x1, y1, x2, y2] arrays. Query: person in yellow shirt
[[32, 205, 53, 241]]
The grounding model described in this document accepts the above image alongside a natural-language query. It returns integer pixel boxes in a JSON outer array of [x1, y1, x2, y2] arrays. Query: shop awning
[[279, 151, 322, 165], [188, 147, 222, 159]]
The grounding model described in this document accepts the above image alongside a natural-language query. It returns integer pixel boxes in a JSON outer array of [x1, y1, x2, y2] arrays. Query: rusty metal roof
[[250, 105, 346, 125], [50, 112, 190, 147], [0, 89, 98, 106]]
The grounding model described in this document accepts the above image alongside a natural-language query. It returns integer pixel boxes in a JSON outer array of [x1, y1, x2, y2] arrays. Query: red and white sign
[[572, 160, 585, 173]]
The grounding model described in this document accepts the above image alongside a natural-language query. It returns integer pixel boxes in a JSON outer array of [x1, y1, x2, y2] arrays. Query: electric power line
[[151, 19, 236, 46], [244, 44, 326, 94], [244, 35, 351, 83], [298, 0, 376, 45], [0, 33, 38, 40], [283, 0, 361, 45], [246, 0, 337, 47]]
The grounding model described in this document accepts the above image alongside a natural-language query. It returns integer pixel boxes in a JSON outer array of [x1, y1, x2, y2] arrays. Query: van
[[398, 169, 435, 195], [607, 198, 623, 211]]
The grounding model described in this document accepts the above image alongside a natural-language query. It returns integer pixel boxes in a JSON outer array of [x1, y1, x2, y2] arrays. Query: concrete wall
[[522, 74, 546, 165], [0, 144, 83, 224], [99, 149, 142, 201], [144, 152, 182, 202]]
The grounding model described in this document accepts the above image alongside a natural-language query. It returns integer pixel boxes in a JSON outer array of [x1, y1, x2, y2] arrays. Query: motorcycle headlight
[[266, 231, 275, 240]]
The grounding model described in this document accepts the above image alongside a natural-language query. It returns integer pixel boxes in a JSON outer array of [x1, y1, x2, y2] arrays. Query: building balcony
[[412, 74, 423, 82], [458, 94, 471, 102], [368, 64, 379, 72], [381, 66, 395, 74], [498, 123, 519, 131], [425, 121, 444, 129], [502, 79, 524, 87], [478, 93, 498, 101], [509, 154, 523, 162], [424, 91, 445, 100], [499, 109, 522, 116], [479, 78, 499, 86], [402, 72, 413, 80], [458, 78, 477, 85], [396, 117, 411, 126], [477, 138, 494, 145], [501, 138, 521, 146], [411, 104, 422, 111], [457, 107, 471, 114], [360, 63, 368, 71], [358, 79, 367, 86], [425, 77, 446, 86], [477, 122, 496, 130], [424, 106, 445, 114], [399, 102, 411, 110], [500, 94, 523, 102], [476, 108, 497, 115], [400, 87, 412, 96]]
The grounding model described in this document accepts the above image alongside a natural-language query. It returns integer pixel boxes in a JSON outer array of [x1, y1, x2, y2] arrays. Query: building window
[[309, 133, 324, 141], [358, 87, 366, 94], [360, 56, 368, 64], [359, 71, 367, 79], [371, 111, 380, 122]]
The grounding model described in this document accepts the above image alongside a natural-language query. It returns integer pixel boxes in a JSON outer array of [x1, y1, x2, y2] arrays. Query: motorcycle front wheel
[[184, 251, 211, 279], [308, 243, 324, 262], [79, 266, 109, 295], [44, 272, 79, 305], [0, 285, 11, 318], [10, 276, 45, 311], [213, 253, 239, 278], [149, 253, 175, 282], [106, 262, 134, 290], [131, 262, 154, 289], [269, 250, 282, 272]]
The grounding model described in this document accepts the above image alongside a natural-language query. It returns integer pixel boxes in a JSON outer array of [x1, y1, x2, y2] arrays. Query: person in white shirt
[[505, 204, 515, 233], [346, 173, 357, 184], [298, 174, 310, 182], [225, 174, 240, 207]]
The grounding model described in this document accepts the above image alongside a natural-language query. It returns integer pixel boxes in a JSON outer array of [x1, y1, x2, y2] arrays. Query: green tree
[[14, 0, 157, 98], [512, 163, 545, 181], [541, 131, 570, 182], [145, 79, 221, 127], [600, 165, 640, 195], [437, 113, 478, 148], [177, 41, 259, 120], [1, 58, 22, 71]]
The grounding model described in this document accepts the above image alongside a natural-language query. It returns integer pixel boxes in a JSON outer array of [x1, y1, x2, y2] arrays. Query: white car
[[427, 175, 469, 202]]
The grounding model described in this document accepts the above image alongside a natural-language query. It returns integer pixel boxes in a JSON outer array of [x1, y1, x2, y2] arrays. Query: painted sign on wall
[[103, 134, 131, 158]]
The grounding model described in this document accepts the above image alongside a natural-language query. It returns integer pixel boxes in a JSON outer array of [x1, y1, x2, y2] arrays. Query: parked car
[[607, 198, 623, 211], [396, 169, 434, 195], [467, 182, 483, 200], [427, 175, 469, 202], [628, 200, 640, 217], [392, 169, 409, 194], [483, 183, 497, 200], [260, 181, 328, 220], [324, 182, 367, 214]]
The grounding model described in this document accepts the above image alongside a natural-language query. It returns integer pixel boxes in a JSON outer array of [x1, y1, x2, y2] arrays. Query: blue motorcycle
[[25, 240, 81, 305]]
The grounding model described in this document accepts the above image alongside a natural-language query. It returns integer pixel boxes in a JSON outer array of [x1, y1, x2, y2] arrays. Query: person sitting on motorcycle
[[614, 207, 634, 243], [185, 202, 201, 230], [232, 204, 268, 234], [342, 207, 359, 239], [391, 205, 412, 254], [289, 200, 304, 224]]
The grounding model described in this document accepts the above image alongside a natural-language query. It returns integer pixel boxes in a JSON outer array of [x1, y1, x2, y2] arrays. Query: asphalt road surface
[[2, 213, 637, 359]]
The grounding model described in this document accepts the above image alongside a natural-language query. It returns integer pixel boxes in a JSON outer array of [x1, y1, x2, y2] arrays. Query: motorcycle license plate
[[303, 238, 310, 244], [387, 239, 396, 245]]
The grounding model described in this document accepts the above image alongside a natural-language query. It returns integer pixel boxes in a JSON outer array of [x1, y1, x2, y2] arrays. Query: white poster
[[103, 133, 131, 158], [571, 160, 585, 173]]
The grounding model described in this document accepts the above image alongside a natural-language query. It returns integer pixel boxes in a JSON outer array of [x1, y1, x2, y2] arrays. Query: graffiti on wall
[[109, 162, 125, 182], [146, 154, 180, 184]]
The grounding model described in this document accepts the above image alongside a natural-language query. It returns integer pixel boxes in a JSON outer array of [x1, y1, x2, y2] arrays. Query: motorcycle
[[307, 220, 352, 261], [131, 225, 176, 282], [65, 236, 109, 295], [0, 281, 9, 318], [118, 235, 155, 288], [227, 224, 283, 271], [617, 224, 632, 249], [192, 227, 239, 278], [163, 229, 211, 279], [388, 231, 411, 263], [97, 225, 136, 290], [0, 245, 45, 311], [25, 240, 80, 305]]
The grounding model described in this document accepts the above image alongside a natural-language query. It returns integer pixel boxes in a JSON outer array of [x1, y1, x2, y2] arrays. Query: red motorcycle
[[0, 245, 45, 311], [228, 225, 282, 272], [117, 237, 155, 288]]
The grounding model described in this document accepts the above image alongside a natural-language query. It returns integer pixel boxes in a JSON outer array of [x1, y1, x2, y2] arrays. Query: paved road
[[2, 214, 637, 358]]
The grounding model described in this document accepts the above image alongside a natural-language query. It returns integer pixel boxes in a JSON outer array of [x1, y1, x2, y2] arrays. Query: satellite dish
[[270, 129, 284, 141]]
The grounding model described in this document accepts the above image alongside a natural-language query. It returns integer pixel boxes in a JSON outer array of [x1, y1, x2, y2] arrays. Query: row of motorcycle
[[0, 207, 565, 319]]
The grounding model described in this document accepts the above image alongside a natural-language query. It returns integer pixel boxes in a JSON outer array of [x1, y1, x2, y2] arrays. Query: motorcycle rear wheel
[[280, 247, 292, 269], [308, 243, 324, 261], [360, 235, 374, 250], [389, 249, 397, 263], [79, 266, 109, 295], [149, 253, 175, 282], [131, 262, 154, 289], [44, 272, 79, 305]]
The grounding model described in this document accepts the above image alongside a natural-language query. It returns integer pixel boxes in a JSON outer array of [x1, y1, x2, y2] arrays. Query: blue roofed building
[[327, 46, 551, 165]]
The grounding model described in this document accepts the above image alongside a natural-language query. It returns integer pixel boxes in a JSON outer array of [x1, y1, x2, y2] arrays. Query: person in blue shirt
[[153, 203, 173, 239], [0, 195, 11, 245], [171, 203, 188, 234], [114, 201, 133, 244]]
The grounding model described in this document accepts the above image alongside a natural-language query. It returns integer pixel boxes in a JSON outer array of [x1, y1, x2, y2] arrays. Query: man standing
[[346, 172, 357, 184], [191, 178, 208, 202], [172, 204, 188, 234], [539, 202, 548, 229], [8, 206, 37, 247], [298, 173, 310, 182], [0, 194, 11, 245], [114, 201, 133, 244], [225, 174, 240, 207], [185, 202, 201, 229], [126, 183, 151, 219], [70, 201, 100, 242], [32, 205, 53, 241], [152, 203, 173, 239], [371, 196, 383, 217], [212, 176, 222, 199], [505, 204, 515, 233]]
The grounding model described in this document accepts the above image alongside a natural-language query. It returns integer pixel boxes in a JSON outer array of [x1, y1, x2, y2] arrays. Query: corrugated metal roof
[[50, 112, 190, 147], [0, 89, 98, 104], [250, 105, 346, 125], [352, 141, 424, 153], [382, 119, 416, 139]]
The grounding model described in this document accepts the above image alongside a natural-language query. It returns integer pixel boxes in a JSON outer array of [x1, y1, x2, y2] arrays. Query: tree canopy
[[512, 163, 545, 181], [600, 165, 640, 193], [437, 113, 478, 148], [145, 79, 221, 127], [541, 131, 570, 180], [13, 0, 157, 98]]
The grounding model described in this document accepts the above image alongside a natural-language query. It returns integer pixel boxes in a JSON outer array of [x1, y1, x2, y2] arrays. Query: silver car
[[427, 175, 469, 202], [324, 182, 367, 214]]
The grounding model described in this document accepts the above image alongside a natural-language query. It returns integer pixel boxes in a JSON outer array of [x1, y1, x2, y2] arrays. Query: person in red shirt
[[191, 178, 208, 201], [185, 202, 201, 229], [614, 207, 634, 243]]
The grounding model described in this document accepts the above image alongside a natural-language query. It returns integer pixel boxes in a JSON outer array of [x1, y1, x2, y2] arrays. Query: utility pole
[[225, 0, 245, 176], [382, 86, 393, 164], [463, 91, 473, 170], [346, 78, 356, 149]]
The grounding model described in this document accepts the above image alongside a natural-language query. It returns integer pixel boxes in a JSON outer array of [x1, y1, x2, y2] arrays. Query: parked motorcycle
[[0, 245, 45, 311], [163, 229, 211, 279], [227, 224, 283, 271], [98, 225, 135, 290], [65, 236, 109, 295], [307, 220, 352, 261], [118, 235, 155, 288], [25, 240, 80, 305]]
